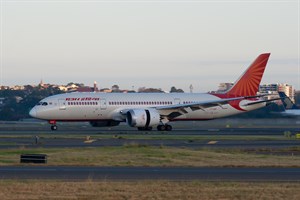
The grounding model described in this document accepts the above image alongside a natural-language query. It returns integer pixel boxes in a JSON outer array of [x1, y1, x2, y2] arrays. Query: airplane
[[29, 53, 274, 131], [278, 92, 300, 116]]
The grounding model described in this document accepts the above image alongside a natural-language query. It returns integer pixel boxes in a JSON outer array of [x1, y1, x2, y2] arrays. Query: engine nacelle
[[89, 120, 120, 127], [126, 109, 160, 128]]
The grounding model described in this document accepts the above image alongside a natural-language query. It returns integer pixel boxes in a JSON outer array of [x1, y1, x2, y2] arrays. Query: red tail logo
[[225, 53, 270, 97]]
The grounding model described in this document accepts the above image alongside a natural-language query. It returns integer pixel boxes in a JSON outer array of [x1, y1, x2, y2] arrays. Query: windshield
[[36, 102, 48, 106]]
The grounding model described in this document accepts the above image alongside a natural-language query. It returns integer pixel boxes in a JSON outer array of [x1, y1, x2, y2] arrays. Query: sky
[[0, 0, 299, 92]]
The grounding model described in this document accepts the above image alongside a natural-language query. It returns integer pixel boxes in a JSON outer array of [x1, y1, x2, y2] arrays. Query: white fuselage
[[28, 53, 271, 131], [29, 92, 265, 122]]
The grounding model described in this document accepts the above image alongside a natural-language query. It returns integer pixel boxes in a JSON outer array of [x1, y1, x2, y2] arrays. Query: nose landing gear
[[49, 120, 57, 131], [51, 125, 57, 131]]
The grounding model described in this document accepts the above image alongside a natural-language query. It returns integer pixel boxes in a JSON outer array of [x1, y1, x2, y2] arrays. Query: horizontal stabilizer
[[278, 92, 298, 109]]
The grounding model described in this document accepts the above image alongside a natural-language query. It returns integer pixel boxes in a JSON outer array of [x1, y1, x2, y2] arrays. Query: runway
[[0, 121, 299, 182], [0, 120, 299, 150], [0, 119, 299, 136], [1, 166, 299, 181], [1, 128, 299, 136], [0, 137, 299, 151]]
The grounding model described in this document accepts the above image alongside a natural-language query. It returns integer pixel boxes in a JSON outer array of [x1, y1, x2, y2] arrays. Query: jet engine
[[126, 109, 160, 128], [89, 120, 120, 127]]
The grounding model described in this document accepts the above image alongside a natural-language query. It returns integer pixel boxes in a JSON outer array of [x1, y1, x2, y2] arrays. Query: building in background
[[259, 84, 278, 93], [217, 83, 233, 92], [93, 81, 99, 92], [259, 83, 295, 103], [215, 83, 295, 103], [278, 83, 295, 103]]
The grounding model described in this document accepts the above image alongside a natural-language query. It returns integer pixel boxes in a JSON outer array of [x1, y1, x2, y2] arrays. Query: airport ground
[[0, 181, 299, 200], [0, 118, 300, 199]]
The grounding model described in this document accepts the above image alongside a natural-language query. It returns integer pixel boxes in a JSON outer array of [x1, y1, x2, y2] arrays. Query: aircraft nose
[[29, 107, 37, 118]]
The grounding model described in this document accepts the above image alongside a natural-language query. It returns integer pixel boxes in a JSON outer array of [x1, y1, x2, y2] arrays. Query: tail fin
[[278, 92, 298, 109], [225, 53, 270, 97]]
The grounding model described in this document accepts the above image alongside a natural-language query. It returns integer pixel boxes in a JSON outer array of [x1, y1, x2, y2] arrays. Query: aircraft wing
[[117, 95, 271, 122], [155, 94, 271, 111], [156, 96, 245, 110], [241, 97, 282, 106], [153, 96, 247, 121], [116, 96, 246, 121]]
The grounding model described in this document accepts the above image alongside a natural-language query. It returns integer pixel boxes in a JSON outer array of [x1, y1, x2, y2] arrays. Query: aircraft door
[[174, 98, 181, 105], [100, 99, 107, 110], [58, 99, 66, 110]]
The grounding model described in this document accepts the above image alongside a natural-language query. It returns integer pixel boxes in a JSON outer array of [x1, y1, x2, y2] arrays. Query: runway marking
[[84, 140, 97, 144], [207, 141, 218, 144]]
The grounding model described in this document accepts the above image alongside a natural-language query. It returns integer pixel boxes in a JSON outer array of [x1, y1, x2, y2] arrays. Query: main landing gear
[[157, 124, 172, 131], [136, 124, 173, 131], [49, 120, 57, 131], [137, 127, 153, 131]]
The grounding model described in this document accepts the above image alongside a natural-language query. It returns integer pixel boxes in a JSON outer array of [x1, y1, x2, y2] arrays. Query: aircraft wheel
[[157, 125, 166, 131], [137, 127, 152, 131], [166, 125, 172, 131], [51, 125, 57, 131]]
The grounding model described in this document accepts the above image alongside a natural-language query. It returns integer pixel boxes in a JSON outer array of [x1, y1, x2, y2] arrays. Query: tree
[[170, 86, 184, 93], [0, 84, 64, 120], [138, 87, 164, 93], [111, 85, 121, 92]]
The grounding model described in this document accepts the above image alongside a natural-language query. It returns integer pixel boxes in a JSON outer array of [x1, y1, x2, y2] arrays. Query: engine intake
[[126, 109, 160, 128]]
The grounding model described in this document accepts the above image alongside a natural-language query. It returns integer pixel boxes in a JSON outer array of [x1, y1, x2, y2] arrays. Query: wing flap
[[116, 95, 274, 122], [154, 96, 247, 121], [242, 97, 282, 106], [156, 96, 245, 111]]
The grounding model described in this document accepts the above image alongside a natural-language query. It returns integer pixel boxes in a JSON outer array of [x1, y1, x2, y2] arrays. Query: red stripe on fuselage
[[211, 93, 246, 111]]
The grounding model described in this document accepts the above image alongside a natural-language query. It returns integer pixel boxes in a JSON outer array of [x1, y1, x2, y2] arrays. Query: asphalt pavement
[[0, 166, 299, 181]]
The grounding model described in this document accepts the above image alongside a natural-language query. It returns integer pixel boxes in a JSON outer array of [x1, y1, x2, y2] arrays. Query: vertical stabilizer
[[225, 53, 270, 97]]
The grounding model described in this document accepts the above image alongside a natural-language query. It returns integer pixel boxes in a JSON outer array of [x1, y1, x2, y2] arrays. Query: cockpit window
[[36, 102, 48, 106]]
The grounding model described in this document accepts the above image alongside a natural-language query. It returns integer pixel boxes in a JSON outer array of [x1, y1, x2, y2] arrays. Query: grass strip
[[0, 146, 300, 167], [0, 180, 299, 200]]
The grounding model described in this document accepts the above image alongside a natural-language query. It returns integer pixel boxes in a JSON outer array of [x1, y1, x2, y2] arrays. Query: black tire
[[138, 127, 152, 131], [157, 125, 166, 131], [51, 125, 57, 131], [157, 125, 162, 131], [166, 125, 172, 131]]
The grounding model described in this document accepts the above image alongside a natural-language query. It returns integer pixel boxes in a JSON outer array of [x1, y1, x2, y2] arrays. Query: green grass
[[0, 146, 299, 167], [0, 142, 17, 146]]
